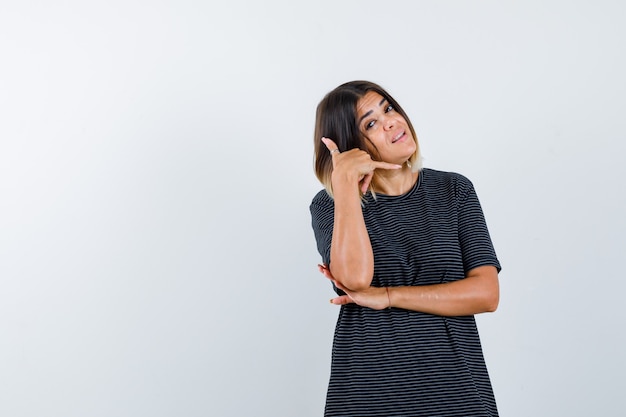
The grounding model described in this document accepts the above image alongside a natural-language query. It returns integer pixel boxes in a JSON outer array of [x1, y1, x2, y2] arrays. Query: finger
[[373, 161, 403, 170], [361, 172, 374, 194], [321, 137, 340, 155], [330, 295, 353, 305], [318, 265, 333, 280], [359, 161, 402, 193]]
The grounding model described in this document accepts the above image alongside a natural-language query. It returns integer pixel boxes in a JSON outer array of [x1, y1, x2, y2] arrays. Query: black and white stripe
[[310, 168, 501, 417]]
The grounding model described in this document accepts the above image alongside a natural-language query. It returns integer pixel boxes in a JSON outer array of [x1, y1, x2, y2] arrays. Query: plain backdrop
[[1, 1, 625, 416]]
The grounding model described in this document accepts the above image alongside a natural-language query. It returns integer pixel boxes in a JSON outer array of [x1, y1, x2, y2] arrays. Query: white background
[[1, 1, 625, 416]]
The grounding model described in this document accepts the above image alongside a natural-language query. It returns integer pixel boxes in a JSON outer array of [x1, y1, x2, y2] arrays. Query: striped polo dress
[[310, 168, 501, 417]]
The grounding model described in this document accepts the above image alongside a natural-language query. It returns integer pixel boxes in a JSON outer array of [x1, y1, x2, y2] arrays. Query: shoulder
[[310, 189, 335, 233], [422, 168, 474, 192], [310, 189, 334, 211]]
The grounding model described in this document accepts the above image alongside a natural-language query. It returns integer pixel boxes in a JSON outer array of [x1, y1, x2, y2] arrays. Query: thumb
[[321, 137, 339, 153], [330, 295, 353, 305]]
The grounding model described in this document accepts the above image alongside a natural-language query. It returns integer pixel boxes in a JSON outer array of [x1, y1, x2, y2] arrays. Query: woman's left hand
[[318, 264, 390, 310]]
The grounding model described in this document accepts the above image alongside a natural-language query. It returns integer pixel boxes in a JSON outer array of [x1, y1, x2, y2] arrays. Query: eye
[[385, 104, 394, 113], [365, 120, 376, 130]]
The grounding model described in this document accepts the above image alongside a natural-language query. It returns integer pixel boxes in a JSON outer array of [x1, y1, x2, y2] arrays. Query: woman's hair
[[313, 80, 422, 196]]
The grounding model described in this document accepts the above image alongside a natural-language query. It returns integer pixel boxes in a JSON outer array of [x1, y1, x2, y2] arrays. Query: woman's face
[[356, 91, 416, 165]]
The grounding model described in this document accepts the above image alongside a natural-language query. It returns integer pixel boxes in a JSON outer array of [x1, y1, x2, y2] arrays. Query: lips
[[391, 130, 406, 143]]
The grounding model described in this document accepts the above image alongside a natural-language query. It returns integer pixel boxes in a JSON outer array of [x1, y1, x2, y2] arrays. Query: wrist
[[331, 170, 361, 191]]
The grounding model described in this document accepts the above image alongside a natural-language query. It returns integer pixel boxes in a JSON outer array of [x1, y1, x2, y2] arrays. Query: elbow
[[328, 259, 373, 291], [344, 279, 372, 292], [483, 290, 499, 313], [332, 269, 372, 292], [339, 274, 372, 292], [469, 266, 499, 313]]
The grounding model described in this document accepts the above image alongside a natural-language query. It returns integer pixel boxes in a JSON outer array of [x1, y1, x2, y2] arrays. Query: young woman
[[310, 80, 501, 416]]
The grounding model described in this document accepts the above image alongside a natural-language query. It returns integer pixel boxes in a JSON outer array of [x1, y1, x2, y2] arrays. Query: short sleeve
[[310, 190, 335, 265], [456, 178, 501, 273]]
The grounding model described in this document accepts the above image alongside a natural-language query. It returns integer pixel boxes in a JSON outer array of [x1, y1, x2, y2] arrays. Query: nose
[[382, 114, 395, 130]]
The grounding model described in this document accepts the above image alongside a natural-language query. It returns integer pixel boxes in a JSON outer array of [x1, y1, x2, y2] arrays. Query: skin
[[319, 264, 499, 316], [319, 91, 499, 315]]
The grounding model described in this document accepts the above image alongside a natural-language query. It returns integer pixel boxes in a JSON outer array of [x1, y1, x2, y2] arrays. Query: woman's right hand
[[321, 137, 401, 194]]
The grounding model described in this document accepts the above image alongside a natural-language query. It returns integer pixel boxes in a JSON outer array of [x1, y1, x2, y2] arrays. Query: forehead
[[356, 91, 385, 117]]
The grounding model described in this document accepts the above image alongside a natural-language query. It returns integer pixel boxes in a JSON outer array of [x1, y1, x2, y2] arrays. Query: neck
[[373, 164, 418, 196]]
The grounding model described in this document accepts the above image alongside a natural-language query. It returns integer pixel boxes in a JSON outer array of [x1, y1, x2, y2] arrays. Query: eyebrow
[[358, 97, 388, 124]]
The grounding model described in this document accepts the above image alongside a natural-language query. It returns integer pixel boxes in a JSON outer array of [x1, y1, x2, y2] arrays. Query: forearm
[[388, 266, 499, 316], [329, 176, 373, 291]]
